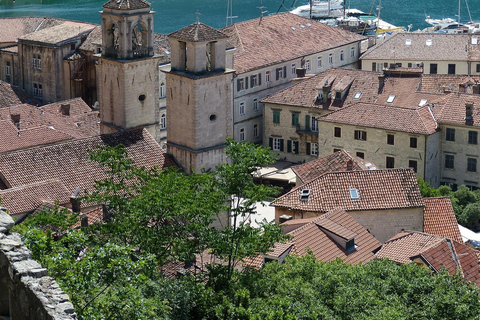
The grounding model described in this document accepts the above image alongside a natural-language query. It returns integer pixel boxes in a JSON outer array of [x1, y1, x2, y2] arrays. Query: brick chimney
[[378, 74, 385, 93], [60, 104, 70, 116], [465, 102, 474, 125], [346, 159, 354, 171], [70, 187, 81, 213], [10, 113, 20, 129]]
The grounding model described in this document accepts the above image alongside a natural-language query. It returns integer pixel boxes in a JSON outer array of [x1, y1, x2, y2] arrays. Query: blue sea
[[0, 0, 479, 34]]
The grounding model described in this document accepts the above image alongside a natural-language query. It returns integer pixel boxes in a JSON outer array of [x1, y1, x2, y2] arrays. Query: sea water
[[0, 0, 478, 34]]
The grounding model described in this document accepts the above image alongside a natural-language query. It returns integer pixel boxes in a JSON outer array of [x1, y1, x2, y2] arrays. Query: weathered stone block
[[0, 210, 14, 232]]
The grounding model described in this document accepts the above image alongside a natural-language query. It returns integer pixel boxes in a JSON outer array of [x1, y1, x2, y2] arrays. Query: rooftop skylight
[[426, 39, 432, 46], [386, 95, 395, 103], [418, 99, 428, 107], [354, 92, 362, 99], [405, 39, 412, 46], [300, 189, 310, 201], [349, 188, 359, 199]]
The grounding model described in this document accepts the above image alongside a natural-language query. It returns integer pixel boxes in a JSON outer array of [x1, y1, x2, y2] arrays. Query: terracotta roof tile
[[429, 92, 480, 127], [103, 0, 150, 10], [420, 74, 480, 94], [292, 149, 375, 183], [0, 80, 39, 108], [423, 197, 463, 243], [0, 180, 70, 215], [222, 13, 365, 74], [0, 128, 176, 195], [361, 33, 470, 61], [318, 102, 438, 135], [169, 22, 229, 42], [272, 169, 423, 212]]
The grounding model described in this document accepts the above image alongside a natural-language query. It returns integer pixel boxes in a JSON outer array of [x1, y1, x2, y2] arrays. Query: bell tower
[[166, 20, 234, 173], [97, 0, 162, 139]]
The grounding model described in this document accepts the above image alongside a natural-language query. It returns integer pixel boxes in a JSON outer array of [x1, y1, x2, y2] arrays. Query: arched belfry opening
[[101, 0, 154, 59]]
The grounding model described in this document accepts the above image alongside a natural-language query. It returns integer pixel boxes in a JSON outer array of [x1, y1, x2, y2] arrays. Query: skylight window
[[300, 189, 310, 201], [418, 99, 428, 107], [306, 23, 312, 27], [291, 26, 296, 31], [405, 39, 412, 46], [299, 24, 306, 28], [426, 39, 432, 46], [354, 92, 362, 99], [349, 188, 359, 199], [473, 37, 478, 45], [386, 95, 396, 103]]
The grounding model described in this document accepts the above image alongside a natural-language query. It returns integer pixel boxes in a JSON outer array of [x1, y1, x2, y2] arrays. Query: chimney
[[322, 80, 331, 103], [295, 68, 306, 78], [346, 159, 354, 171], [80, 214, 88, 228], [70, 196, 81, 213], [11, 113, 20, 129], [60, 104, 70, 116], [459, 83, 466, 93], [378, 74, 385, 93], [473, 84, 480, 95], [102, 203, 110, 221], [465, 102, 474, 125]]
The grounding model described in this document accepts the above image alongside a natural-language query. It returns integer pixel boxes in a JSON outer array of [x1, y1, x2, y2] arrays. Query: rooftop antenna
[[258, 0, 268, 23], [225, 0, 238, 26]]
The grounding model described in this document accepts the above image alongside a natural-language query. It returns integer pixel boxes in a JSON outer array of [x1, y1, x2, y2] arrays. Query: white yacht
[[290, 0, 344, 19]]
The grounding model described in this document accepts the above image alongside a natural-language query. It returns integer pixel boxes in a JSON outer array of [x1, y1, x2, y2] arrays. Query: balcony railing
[[296, 125, 318, 135]]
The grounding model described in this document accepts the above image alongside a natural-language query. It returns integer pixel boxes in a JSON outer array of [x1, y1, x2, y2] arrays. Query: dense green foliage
[[418, 178, 480, 229], [10, 149, 480, 319]]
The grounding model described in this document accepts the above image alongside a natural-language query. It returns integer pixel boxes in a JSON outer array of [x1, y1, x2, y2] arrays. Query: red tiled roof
[[276, 208, 381, 265], [0, 128, 176, 195], [318, 102, 438, 135], [0, 80, 38, 108], [420, 74, 480, 94], [377, 231, 480, 287], [292, 149, 375, 183], [429, 92, 480, 128], [272, 169, 424, 212], [222, 13, 365, 74], [423, 197, 463, 243], [0, 180, 70, 215], [169, 22, 229, 42]]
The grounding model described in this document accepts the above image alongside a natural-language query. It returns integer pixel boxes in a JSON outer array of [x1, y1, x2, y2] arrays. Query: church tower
[[97, 0, 162, 138], [166, 20, 234, 173]]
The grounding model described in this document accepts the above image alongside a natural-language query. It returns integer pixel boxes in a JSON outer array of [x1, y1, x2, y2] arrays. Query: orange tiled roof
[[376, 231, 480, 287], [274, 208, 381, 265], [423, 197, 463, 243], [222, 13, 365, 74], [0, 80, 38, 108], [272, 169, 424, 212], [169, 22, 229, 42], [420, 74, 480, 94], [0, 180, 71, 215], [0, 128, 176, 195], [429, 92, 480, 127], [291, 149, 375, 184], [318, 102, 438, 135]]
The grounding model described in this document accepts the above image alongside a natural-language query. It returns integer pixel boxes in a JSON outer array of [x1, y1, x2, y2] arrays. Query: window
[[386, 95, 395, 103], [408, 63, 412, 68], [265, 71, 271, 82], [387, 134, 395, 145], [311, 143, 318, 156], [253, 124, 259, 137], [409, 160, 418, 173], [430, 63, 437, 74], [33, 83, 42, 98], [5, 62, 11, 76], [386, 156, 395, 168], [160, 83, 166, 98], [36, 55, 41, 70], [287, 140, 299, 154], [356, 152, 364, 159], [305, 60, 311, 71], [408, 137, 417, 148], [372, 62, 377, 72], [251, 74, 258, 87], [468, 158, 477, 172], [273, 110, 280, 124], [276, 66, 286, 80], [448, 63, 456, 75], [354, 92, 362, 99], [311, 117, 318, 132], [240, 128, 245, 141], [291, 113, 299, 127], [237, 78, 245, 91], [351, 47, 355, 57], [270, 137, 283, 151], [340, 50, 344, 61], [446, 128, 455, 141], [334, 127, 341, 137], [329, 53, 333, 65], [469, 131, 478, 144], [160, 114, 166, 129], [317, 56, 322, 68], [349, 188, 359, 199], [291, 63, 296, 76], [253, 99, 258, 111], [354, 130, 367, 141], [477, 64, 480, 73], [239, 102, 245, 116], [445, 154, 455, 169]]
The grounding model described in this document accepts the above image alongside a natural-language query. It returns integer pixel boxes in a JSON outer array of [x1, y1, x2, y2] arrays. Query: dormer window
[[386, 95, 395, 103], [418, 99, 428, 107], [405, 39, 412, 46], [346, 239, 356, 253], [354, 92, 362, 99], [426, 39, 432, 46], [349, 188, 359, 199], [473, 37, 478, 45], [300, 189, 310, 201]]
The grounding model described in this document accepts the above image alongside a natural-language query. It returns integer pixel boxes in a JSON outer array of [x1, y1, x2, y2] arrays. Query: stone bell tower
[[97, 0, 162, 139], [166, 19, 234, 173]]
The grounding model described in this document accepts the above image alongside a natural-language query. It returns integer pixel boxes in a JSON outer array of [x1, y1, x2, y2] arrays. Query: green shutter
[[245, 77, 249, 89], [280, 139, 284, 152], [287, 140, 292, 153], [237, 79, 241, 92], [294, 141, 299, 154], [269, 137, 273, 149], [305, 115, 311, 131], [306, 142, 311, 155], [283, 66, 287, 78]]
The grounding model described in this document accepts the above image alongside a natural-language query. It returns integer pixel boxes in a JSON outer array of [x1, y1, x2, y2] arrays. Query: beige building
[[271, 168, 425, 243], [361, 33, 480, 75], [221, 13, 365, 145]]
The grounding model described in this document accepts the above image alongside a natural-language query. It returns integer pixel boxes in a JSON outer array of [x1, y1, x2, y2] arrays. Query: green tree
[[417, 177, 440, 197]]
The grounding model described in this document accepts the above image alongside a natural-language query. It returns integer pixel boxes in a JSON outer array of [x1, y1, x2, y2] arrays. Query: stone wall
[[0, 208, 77, 320]]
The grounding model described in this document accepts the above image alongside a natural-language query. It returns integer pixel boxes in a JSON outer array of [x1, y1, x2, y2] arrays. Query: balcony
[[296, 125, 318, 135]]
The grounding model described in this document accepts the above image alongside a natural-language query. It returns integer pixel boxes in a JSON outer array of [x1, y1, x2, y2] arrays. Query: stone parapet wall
[[0, 208, 77, 320]]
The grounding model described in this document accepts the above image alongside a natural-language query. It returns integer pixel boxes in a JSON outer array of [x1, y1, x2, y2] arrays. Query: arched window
[[161, 113, 166, 129]]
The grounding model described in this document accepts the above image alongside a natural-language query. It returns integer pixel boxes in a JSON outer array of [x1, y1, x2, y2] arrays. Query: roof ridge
[[0, 179, 65, 192]]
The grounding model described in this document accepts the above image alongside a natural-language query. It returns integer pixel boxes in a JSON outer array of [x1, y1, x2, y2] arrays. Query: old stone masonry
[[0, 208, 77, 320]]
